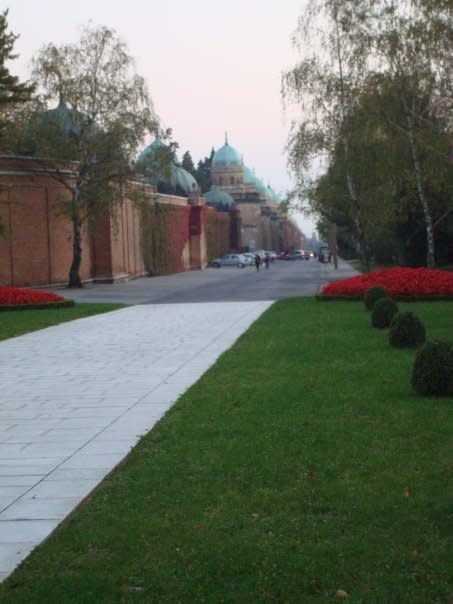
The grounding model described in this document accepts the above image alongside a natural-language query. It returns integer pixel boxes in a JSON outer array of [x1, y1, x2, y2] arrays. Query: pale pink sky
[[6, 0, 317, 235]]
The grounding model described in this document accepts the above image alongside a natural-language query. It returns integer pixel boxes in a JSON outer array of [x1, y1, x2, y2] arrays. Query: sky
[[6, 0, 318, 237]]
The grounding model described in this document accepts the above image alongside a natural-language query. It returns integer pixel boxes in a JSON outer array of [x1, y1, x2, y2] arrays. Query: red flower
[[320, 267, 453, 298], [0, 286, 65, 306]]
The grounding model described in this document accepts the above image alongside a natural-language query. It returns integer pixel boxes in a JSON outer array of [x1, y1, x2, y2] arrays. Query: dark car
[[318, 247, 332, 263]]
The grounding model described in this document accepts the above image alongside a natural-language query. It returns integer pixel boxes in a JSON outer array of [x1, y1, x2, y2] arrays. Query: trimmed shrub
[[364, 285, 388, 311], [371, 297, 399, 329], [389, 312, 426, 348], [411, 340, 453, 397]]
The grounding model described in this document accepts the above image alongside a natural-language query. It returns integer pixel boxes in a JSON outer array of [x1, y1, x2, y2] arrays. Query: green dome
[[254, 176, 268, 196], [267, 185, 280, 203], [212, 142, 242, 166], [139, 138, 168, 161], [170, 165, 198, 194], [138, 139, 199, 194], [138, 139, 171, 184], [38, 100, 88, 138], [243, 164, 255, 185], [204, 186, 235, 211]]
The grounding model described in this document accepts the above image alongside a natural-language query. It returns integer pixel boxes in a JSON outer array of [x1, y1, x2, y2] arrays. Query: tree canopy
[[0, 10, 35, 238], [16, 25, 159, 287], [0, 10, 34, 141], [283, 0, 452, 269]]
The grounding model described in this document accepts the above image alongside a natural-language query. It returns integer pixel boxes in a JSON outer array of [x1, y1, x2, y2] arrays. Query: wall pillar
[[189, 203, 208, 269], [229, 206, 241, 251]]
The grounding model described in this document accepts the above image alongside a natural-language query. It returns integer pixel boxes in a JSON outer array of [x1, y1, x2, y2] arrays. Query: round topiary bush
[[364, 285, 388, 311], [371, 297, 399, 329], [389, 312, 426, 348], [411, 340, 453, 396]]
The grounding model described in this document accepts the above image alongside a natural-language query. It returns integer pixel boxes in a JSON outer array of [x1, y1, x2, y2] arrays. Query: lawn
[[0, 303, 126, 341], [0, 299, 452, 603]]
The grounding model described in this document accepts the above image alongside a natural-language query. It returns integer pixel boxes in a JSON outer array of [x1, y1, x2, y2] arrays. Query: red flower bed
[[0, 286, 65, 306], [320, 267, 453, 298]]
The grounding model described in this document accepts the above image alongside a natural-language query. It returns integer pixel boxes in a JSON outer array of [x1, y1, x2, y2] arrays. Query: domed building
[[204, 186, 235, 212], [39, 100, 86, 138], [211, 136, 243, 188], [208, 134, 299, 252], [139, 139, 199, 196], [139, 139, 198, 196]]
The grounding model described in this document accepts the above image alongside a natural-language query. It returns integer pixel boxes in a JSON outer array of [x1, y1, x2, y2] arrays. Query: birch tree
[[370, 0, 452, 267], [24, 25, 158, 287], [283, 0, 376, 270]]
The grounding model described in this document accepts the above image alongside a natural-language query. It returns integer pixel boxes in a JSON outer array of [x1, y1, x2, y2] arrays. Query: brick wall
[[0, 161, 92, 286], [205, 207, 230, 260], [0, 156, 243, 287]]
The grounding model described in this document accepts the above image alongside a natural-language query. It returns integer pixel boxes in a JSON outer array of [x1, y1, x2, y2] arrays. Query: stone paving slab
[[0, 301, 273, 581]]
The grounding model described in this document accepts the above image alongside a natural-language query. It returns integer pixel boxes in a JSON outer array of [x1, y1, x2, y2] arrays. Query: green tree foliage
[[283, 0, 376, 271], [0, 10, 34, 238], [195, 148, 214, 194], [15, 25, 158, 287], [181, 150, 196, 177], [0, 10, 34, 141], [284, 0, 452, 270], [369, 0, 452, 267]]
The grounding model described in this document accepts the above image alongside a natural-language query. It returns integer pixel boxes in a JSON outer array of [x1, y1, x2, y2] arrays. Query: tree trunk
[[68, 190, 83, 288], [406, 112, 435, 268], [328, 221, 338, 269], [334, 10, 370, 273], [346, 169, 370, 272]]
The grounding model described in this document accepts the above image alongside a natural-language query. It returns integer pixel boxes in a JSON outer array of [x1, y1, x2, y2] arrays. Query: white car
[[242, 253, 256, 266], [210, 254, 248, 268]]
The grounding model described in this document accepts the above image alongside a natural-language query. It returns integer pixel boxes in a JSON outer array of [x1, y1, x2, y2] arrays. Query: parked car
[[210, 254, 248, 268], [242, 252, 256, 266], [277, 251, 289, 260], [287, 250, 305, 260], [264, 250, 277, 261]]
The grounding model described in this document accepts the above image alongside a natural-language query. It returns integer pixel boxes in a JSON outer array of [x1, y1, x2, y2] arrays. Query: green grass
[[1, 299, 452, 603], [0, 303, 126, 341]]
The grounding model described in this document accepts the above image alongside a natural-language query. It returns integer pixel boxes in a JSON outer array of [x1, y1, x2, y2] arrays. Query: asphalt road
[[59, 258, 358, 305]]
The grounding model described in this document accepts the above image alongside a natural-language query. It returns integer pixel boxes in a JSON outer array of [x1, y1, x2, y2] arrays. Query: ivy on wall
[[205, 210, 230, 260], [141, 202, 190, 275]]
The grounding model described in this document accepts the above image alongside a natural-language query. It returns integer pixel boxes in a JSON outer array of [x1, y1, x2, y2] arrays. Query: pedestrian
[[254, 253, 261, 271], [264, 253, 270, 269]]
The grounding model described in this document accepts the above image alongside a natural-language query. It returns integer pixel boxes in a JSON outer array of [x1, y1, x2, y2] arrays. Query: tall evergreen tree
[[195, 148, 214, 194], [181, 150, 196, 177], [0, 10, 34, 141], [0, 10, 34, 238]]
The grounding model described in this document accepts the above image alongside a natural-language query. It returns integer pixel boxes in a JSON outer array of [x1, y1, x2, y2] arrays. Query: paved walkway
[[0, 301, 273, 582]]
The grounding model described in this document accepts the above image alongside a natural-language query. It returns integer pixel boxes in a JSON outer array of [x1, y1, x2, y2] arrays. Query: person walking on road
[[264, 253, 270, 269], [254, 253, 261, 271]]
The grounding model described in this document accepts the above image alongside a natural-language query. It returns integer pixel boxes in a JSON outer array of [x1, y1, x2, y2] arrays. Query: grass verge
[[0, 303, 126, 341], [0, 299, 451, 602]]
